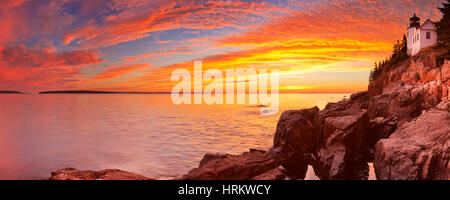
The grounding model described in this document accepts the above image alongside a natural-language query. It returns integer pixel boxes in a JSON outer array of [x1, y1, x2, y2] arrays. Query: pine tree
[[369, 62, 378, 82], [393, 40, 400, 56], [401, 35, 408, 54], [437, 0, 450, 51]]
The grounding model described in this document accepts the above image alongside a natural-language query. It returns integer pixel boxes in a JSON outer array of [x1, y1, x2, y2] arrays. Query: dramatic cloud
[[126, 0, 444, 93], [0, 46, 103, 92], [0, 0, 445, 93], [62, 0, 274, 49], [218, 0, 442, 47]]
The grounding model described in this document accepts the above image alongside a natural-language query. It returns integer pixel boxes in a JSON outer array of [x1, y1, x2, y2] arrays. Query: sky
[[0, 0, 445, 93]]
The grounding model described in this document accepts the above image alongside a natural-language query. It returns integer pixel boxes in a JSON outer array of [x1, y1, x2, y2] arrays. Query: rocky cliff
[[267, 50, 449, 180], [49, 50, 449, 180]]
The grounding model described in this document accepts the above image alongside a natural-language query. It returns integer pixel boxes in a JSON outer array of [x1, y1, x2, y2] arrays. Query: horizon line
[[1, 89, 357, 95]]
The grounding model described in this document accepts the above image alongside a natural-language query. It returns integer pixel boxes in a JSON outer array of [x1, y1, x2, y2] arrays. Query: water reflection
[[0, 93, 353, 179]]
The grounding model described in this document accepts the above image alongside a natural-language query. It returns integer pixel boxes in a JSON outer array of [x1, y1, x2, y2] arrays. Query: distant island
[[39, 90, 171, 94], [0, 90, 23, 94]]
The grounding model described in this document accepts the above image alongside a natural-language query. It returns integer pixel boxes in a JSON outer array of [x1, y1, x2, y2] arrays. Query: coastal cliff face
[[368, 51, 449, 124], [269, 51, 449, 180], [49, 51, 449, 180]]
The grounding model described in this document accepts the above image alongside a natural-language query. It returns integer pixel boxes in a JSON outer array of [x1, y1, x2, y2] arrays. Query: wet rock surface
[[50, 168, 153, 180], [181, 149, 278, 180]]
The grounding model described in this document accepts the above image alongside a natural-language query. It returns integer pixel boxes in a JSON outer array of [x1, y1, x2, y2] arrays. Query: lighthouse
[[407, 14, 421, 56], [406, 14, 437, 56]]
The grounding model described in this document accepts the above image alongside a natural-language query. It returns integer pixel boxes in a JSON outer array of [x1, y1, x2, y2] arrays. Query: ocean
[[0, 93, 376, 180]]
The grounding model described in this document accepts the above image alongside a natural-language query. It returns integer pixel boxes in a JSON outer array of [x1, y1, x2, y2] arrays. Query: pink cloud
[[0, 0, 29, 8], [0, 45, 103, 68]]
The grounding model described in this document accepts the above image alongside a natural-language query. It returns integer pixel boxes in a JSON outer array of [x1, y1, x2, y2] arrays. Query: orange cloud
[[0, 46, 103, 92], [217, 0, 442, 47], [94, 64, 151, 79], [128, 43, 383, 93]]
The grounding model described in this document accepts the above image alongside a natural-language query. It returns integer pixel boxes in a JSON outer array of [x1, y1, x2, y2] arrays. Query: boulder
[[271, 107, 320, 179], [312, 111, 371, 180], [368, 84, 431, 125], [374, 109, 450, 180], [49, 168, 152, 180], [367, 116, 398, 160], [272, 92, 376, 180], [181, 149, 277, 180]]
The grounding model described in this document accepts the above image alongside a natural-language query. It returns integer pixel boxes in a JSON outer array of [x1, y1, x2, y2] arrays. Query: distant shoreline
[[37, 90, 352, 94], [0, 90, 353, 95], [38, 90, 172, 94], [0, 90, 351, 94], [0, 90, 23, 94]]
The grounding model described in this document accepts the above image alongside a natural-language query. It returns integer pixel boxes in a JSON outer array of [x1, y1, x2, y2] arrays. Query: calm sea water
[[0, 93, 375, 180]]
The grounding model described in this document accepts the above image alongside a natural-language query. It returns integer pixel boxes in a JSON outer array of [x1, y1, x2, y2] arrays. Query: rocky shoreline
[[49, 51, 450, 180]]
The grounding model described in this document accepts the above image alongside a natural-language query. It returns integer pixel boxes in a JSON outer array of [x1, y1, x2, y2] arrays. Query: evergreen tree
[[393, 40, 400, 56], [437, 0, 450, 51], [401, 35, 408, 54]]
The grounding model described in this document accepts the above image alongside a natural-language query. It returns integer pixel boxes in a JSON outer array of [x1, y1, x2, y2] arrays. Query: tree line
[[369, 35, 408, 82]]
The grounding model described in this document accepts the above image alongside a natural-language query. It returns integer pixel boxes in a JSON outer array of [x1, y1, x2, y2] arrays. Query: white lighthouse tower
[[407, 14, 420, 56]]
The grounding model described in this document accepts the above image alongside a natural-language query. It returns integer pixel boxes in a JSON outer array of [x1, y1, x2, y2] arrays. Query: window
[[426, 32, 431, 39]]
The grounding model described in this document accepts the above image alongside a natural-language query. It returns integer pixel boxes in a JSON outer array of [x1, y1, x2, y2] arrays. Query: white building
[[407, 14, 438, 56]]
